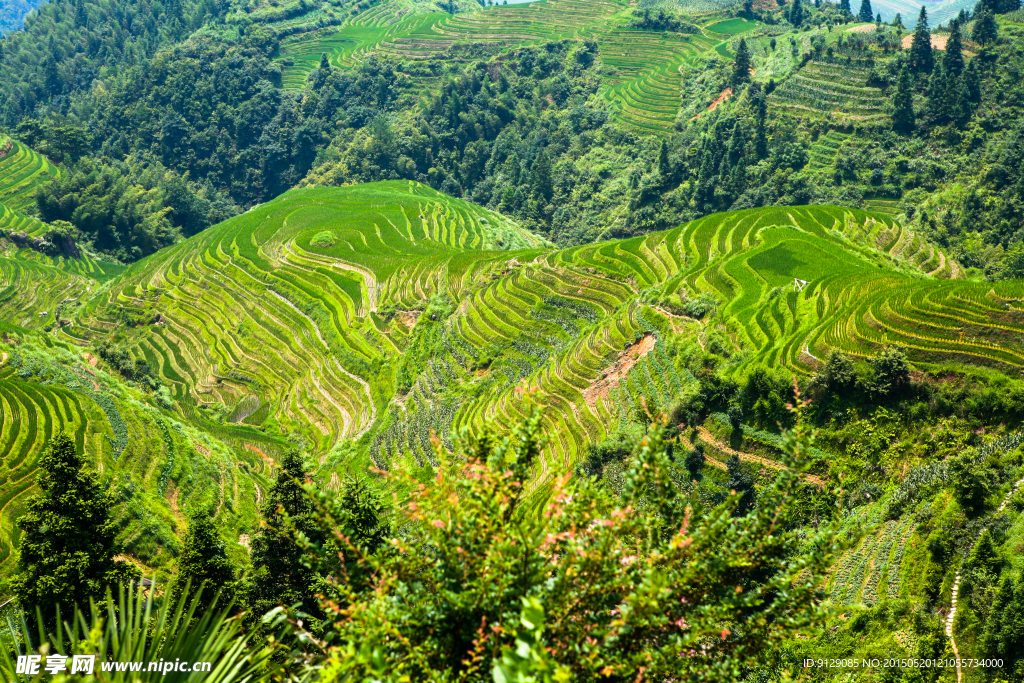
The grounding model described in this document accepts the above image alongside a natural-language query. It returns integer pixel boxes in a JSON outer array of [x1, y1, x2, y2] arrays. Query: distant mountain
[[0, 0, 46, 35]]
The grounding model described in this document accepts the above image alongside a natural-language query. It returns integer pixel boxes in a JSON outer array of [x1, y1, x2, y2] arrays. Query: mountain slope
[[44, 184, 1024, 477]]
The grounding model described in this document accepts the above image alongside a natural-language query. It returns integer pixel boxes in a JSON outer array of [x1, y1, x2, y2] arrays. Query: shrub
[[301, 403, 847, 681], [311, 230, 337, 248]]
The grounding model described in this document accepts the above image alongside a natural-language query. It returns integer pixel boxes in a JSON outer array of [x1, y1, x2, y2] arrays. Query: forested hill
[[0, 0, 1022, 271]]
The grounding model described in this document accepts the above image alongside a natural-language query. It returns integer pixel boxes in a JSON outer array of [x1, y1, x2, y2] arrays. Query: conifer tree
[[981, 577, 1014, 659], [245, 449, 325, 631], [170, 508, 237, 611], [972, 10, 998, 44], [964, 58, 982, 103], [789, 0, 804, 26], [967, 529, 1001, 576], [876, 12, 881, 22], [839, 0, 851, 15], [11, 433, 138, 630], [894, 12, 903, 27], [891, 65, 915, 133], [530, 149, 553, 202], [910, 6, 934, 73], [858, 0, 874, 22], [732, 38, 752, 87], [657, 140, 671, 178], [942, 19, 964, 78]]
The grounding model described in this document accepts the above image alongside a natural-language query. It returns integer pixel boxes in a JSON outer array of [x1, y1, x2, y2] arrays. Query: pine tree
[[891, 65, 915, 133], [245, 449, 325, 632], [967, 529, 1002, 576], [657, 140, 671, 178], [170, 508, 237, 611], [11, 433, 139, 630], [74, 0, 87, 28], [942, 20, 964, 79], [530, 149, 553, 203], [894, 12, 903, 27], [839, 0, 851, 14], [789, 0, 804, 26], [731, 38, 752, 88], [981, 577, 1014, 660], [858, 0, 874, 22], [972, 9, 998, 45], [910, 6, 934, 73], [964, 58, 981, 103]]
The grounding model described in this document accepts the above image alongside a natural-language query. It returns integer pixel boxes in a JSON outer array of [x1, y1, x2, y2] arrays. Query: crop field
[[704, 17, 756, 33], [0, 336, 276, 575], [769, 58, 888, 121], [17, 181, 1020, 487], [273, 0, 753, 133], [592, 28, 720, 132], [0, 141, 59, 215], [828, 501, 917, 605]]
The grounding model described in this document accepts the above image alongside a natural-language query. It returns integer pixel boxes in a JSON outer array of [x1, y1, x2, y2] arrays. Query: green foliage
[[909, 7, 934, 73], [309, 406, 846, 680], [310, 230, 337, 248], [244, 449, 325, 634], [890, 65, 915, 133], [10, 433, 139, 631], [170, 508, 238, 612], [949, 452, 996, 516], [857, 0, 873, 23], [732, 38, 753, 88], [0, 580, 283, 683]]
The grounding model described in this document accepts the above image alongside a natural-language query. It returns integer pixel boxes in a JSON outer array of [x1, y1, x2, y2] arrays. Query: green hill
[[34, 182, 1023, 480]]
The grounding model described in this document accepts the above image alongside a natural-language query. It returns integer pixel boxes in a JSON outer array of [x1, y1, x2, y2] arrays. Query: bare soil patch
[[583, 332, 656, 409], [901, 34, 949, 50]]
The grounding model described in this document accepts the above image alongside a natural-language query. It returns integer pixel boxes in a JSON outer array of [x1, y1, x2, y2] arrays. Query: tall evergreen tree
[[657, 140, 671, 178], [732, 38, 752, 87], [245, 449, 325, 631], [530, 149, 553, 203], [170, 508, 237, 611], [964, 58, 982, 103], [858, 0, 874, 22], [909, 6, 934, 73], [972, 9, 998, 44], [789, 0, 805, 26], [891, 65, 915, 133], [942, 19, 965, 78], [11, 433, 139, 630], [839, 0, 851, 14]]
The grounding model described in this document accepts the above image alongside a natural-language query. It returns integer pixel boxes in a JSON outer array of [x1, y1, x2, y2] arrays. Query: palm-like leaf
[[0, 581, 285, 683]]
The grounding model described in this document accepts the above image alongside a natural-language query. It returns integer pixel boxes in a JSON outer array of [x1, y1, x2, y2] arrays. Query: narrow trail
[[695, 426, 827, 487], [946, 474, 1024, 683]]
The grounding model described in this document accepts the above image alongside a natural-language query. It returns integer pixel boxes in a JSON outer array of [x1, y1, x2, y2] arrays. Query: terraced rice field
[[0, 140, 59, 215], [808, 129, 851, 171], [769, 58, 888, 121], [592, 28, 720, 132], [46, 181, 1024, 482], [276, 0, 745, 133]]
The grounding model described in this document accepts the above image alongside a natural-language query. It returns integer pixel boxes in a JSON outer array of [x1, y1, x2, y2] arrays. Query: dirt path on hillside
[[582, 333, 656, 409], [695, 426, 826, 487], [690, 87, 733, 122]]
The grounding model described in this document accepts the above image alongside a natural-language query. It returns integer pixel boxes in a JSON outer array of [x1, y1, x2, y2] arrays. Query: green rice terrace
[[274, 0, 755, 133], [9, 181, 1023, 481], [4, 180, 1024, 589]]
